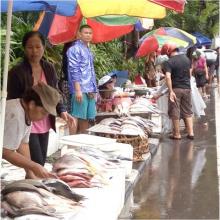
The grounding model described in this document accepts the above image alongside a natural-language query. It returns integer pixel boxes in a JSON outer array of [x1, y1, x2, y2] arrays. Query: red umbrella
[[149, 0, 186, 13], [35, 7, 136, 45], [135, 36, 159, 57]]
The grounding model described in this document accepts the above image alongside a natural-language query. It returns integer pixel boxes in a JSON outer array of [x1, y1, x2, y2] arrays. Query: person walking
[[191, 50, 209, 98], [67, 25, 97, 134], [7, 31, 75, 166], [161, 42, 194, 140], [3, 83, 59, 179]]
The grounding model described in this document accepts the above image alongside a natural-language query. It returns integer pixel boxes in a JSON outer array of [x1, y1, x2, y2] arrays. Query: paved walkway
[[129, 87, 220, 219]]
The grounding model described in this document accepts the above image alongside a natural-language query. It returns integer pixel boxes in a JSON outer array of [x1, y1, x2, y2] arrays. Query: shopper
[[7, 31, 75, 166], [161, 42, 194, 140], [191, 50, 209, 98], [67, 25, 97, 133]]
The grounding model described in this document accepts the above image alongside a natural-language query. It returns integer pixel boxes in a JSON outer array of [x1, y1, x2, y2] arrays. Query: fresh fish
[[37, 188, 81, 215], [10, 207, 57, 218], [1, 200, 17, 217], [42, 179, 85, 202], [4, 191, 49, 207], [2, 182, 46, 197], [99, 118, 116, 126], [57, 168, 91, 176], [68, 180, 91, 188], [53, 154, 88, 172], [11, 179, 51, 191]]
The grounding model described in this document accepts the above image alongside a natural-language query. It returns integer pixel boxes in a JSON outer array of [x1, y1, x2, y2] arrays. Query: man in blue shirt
[[67, 25, 97, 133]]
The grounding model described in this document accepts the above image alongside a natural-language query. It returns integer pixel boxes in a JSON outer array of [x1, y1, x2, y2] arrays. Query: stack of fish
[[99, 116, 156, 138], [129, 97, 161, 114], [53, 150, 118, 188], [1, 179, 84, 218]]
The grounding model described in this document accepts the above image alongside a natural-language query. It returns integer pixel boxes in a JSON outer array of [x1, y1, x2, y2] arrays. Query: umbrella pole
[[0, 0, 13, 163]]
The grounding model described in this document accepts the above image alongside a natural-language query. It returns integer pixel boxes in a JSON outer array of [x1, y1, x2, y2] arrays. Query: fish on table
[[1, 179, 84, 218]]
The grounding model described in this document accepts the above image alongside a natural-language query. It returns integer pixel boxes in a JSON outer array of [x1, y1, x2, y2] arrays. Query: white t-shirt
[[3, 99, 31, 150]]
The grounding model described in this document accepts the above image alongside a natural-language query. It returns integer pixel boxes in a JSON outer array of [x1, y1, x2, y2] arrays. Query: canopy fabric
[[149, 0, 186, 13], [192, 32, 212, 46], [136, 34, 189, 57], [43, 7, 83, 45], [86, 19, 134, 43], [142, 27, 197, 45], [77, 0, 166, 19], [92, 15, 138, 26], [36, 9, 136, 44], [1, 0, 77, 16]]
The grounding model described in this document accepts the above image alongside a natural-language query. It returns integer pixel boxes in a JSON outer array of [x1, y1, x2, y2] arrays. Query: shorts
[[71, 93, 96, 120], [195, 73, 206, 87], [168, 88, 193, 120]]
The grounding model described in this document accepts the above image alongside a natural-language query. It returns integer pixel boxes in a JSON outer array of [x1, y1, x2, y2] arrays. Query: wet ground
[[130, 91, 219, 219]]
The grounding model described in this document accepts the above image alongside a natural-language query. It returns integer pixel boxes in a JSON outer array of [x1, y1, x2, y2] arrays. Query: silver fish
[[42, 179, 85, 202]]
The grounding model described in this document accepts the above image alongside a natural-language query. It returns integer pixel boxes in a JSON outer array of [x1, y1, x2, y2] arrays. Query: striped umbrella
[[136, 34, 191, 57], [143, 27, 197, 45], [35, 8, 141, 44], [149, 0, 186, 13], [77, 0, 166, 18], [35, 6, 156, 45]]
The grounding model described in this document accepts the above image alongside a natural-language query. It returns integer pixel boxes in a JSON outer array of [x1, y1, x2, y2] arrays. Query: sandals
[[169, 135, 181, 140]]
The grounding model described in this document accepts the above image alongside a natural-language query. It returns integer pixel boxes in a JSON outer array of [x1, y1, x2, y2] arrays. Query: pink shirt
[[31, 71, 51, 134]]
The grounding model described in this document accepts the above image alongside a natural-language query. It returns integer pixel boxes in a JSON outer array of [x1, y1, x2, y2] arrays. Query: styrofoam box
[[151, 113, 162, 133], [60, 134, 116, 148]]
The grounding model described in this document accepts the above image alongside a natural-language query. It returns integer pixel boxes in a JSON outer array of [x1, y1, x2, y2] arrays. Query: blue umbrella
[[1, 0, 77, 16], [108, 70, 129, 87], [192, 32, 212, 46]]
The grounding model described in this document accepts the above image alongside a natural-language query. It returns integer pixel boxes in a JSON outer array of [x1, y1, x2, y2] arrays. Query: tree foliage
[[155, 0, 219, 38], [1, 0, 219, 84]]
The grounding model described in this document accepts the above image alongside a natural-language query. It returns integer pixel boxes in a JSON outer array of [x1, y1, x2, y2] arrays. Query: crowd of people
[[2, 24, 220, 178]]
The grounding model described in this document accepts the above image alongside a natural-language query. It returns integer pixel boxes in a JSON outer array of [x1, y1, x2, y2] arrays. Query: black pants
[[29, 132, 49, 166]]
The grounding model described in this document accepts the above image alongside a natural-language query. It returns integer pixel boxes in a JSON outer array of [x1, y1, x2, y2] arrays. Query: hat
[[32, 82, 60, 116], [98, 75, 112, 87]]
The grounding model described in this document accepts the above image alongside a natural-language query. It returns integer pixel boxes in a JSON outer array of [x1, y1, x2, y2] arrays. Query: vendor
[[97, 75, 116, 112], [98, 75, 115, 99], [3, 83, 60, 179]]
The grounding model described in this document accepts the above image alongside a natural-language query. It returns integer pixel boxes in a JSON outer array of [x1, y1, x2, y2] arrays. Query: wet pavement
[[129, 91, 219, 219]]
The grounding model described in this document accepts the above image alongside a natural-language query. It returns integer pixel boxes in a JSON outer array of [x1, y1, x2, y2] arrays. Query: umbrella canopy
[[35, 8, 139, 44], [149, 0, 186, 13], [78, 0, 166, 19], [143, 27, 197, 45], [192, 32, 212, 46], [1, 0, 77, 16], [136, 34, 189, 57]]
